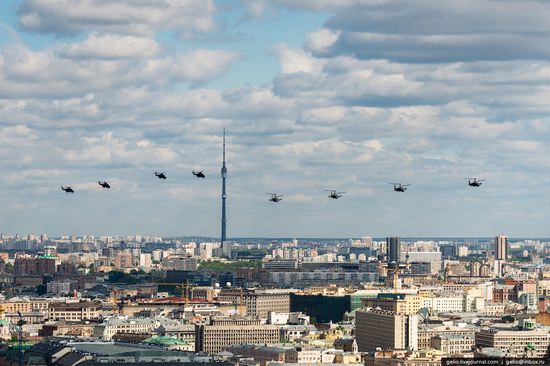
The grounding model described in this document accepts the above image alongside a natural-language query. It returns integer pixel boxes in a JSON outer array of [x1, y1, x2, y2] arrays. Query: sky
[[1, 0, 550, 239]]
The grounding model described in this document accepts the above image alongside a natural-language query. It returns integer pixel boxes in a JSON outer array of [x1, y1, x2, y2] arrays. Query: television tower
[[221, 128, 227, 248]]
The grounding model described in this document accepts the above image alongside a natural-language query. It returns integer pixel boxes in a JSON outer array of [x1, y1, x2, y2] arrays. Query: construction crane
[[158, 282, 192, 306], [111, 289, 124, 315]]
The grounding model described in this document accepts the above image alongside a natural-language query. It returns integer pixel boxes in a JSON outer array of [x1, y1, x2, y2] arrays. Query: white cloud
[[274, 44, 324, 74], [59, 33, 163, 60], [17, 0, 216, 38], [305, 28, 340, 53]]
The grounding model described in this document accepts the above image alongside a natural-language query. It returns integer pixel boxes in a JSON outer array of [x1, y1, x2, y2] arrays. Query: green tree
[[35, 284, 47, 296]]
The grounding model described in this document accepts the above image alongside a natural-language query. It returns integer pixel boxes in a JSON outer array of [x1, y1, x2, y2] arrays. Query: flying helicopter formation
[[60, 169, 486, 199]]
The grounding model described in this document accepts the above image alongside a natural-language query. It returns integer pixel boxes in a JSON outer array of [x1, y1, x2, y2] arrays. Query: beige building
[[93, 317, 183, 341], [243, 290, 291, 318], [475, 321, 550, 358], [365, 350, 444, 366], [48, 302, 101, 321], [432, 334, 474, 355], [285, 347, 323, 363], [113, 253, 134, 269], [417, 322, 477, 350], [195, 316, 280, 353], [355, 308, 418, 352], [94, 318, 157, 340]]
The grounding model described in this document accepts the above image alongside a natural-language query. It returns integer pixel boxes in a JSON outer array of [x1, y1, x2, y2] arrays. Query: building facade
[[355, 308, 418, 352]]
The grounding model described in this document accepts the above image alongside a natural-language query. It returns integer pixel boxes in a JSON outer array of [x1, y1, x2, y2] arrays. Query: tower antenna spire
[[221, 128, 228, 255]]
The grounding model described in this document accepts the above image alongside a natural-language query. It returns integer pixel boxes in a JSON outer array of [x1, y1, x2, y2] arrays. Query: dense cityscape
[[0, 234, 547, 364]]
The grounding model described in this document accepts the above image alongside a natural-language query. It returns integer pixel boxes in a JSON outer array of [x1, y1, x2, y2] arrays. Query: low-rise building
[[417, 322, 477, 350], [431, 334, 474, 355], [195, 316, 281, 353], [48, 302, 101, 321], [475, 319, 550, 358]]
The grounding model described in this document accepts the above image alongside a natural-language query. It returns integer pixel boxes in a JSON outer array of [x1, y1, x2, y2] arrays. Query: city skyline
[[1, 1, 550, 237]]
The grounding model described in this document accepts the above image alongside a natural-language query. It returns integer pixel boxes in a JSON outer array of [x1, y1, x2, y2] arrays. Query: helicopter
[[267, 193, 283, 202], [325, 190, 345, 199], [154, 171, 167, 180], [389, 183, 410, 192], [61, 186, 74, 193], [192, 170, 205, 178], [464, 178, 485, 187], [98, 181, 111, 189]]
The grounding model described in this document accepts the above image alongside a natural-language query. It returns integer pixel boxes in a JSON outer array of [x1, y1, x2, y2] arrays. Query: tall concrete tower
[[221, 128, 228, 252]]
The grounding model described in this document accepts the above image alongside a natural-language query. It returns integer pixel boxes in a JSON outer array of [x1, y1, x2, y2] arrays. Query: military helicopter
[[98, 181, 111, 189], [192, 170, 205, 178], [464, 178, 485, 187], [389, 183, 410, 192], [154, 171, 167, 180], [325, 190, 345, 199], [267, 193, 283, 202], [61, 186, 74, 193]]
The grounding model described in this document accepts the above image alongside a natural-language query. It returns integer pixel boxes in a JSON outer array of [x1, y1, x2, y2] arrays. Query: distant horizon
[[2, 233, 547, 242]]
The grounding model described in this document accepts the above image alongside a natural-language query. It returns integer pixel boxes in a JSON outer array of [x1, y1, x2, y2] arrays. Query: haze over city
[[1, 1, 550, 237]]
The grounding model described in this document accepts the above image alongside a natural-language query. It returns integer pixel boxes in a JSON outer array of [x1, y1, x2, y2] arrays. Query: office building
[[243, 289, 291, 319], [355, 308, 418, 352], [291, 293, 351, 323], [387, 237, 400, 264], [439, 244, 456, 258], [48, 302, 101, 321], [195, 317, 280, 353], [495, 235, 508, 261], [475, 319, 550, 358], [401, 252, 442, 274]]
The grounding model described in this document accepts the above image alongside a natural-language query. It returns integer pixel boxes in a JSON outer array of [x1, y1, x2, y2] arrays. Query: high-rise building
[[439, 244, 456, 258], [495, 234, 508, 260], [355, 308, 418, 352], [387, 237, 400, 264]]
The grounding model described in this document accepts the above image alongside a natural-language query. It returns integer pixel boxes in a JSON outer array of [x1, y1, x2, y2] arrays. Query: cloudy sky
[[1, 0, 550, 239]]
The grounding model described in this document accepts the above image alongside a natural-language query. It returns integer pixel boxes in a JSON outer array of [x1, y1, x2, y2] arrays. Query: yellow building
[[362, 294, 424, 315]]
